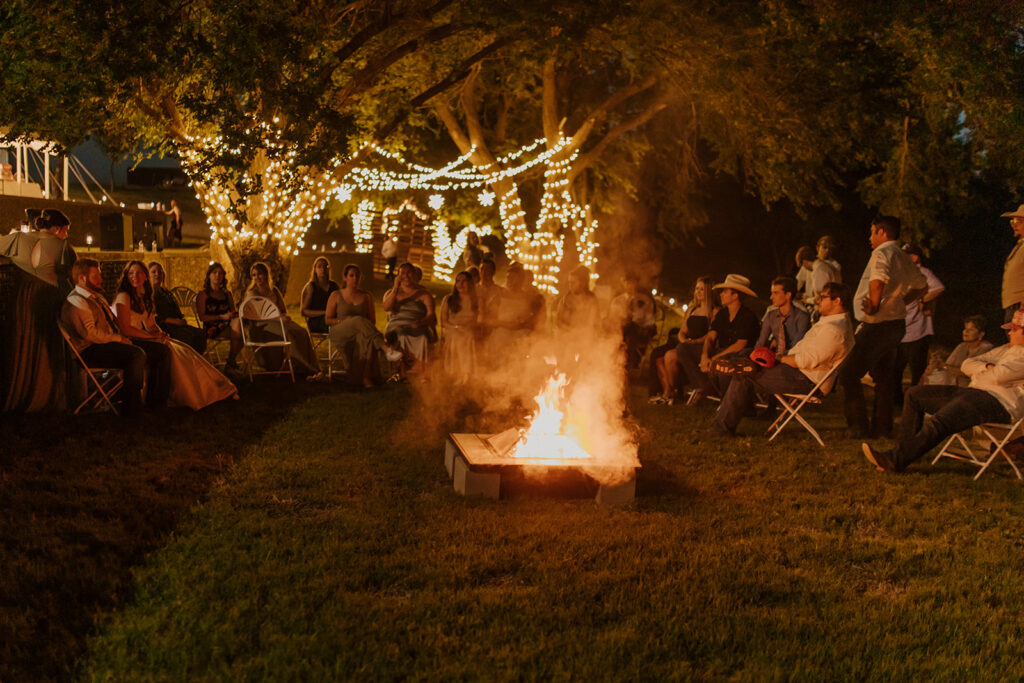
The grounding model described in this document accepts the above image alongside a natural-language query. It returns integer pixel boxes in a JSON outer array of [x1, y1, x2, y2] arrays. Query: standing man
[[61, 259, 149, 416], [839, 216, 927, 438], [1000, 205, 1024, 322], [863, 309, 1024, 474], [712, 282, 854, 436]]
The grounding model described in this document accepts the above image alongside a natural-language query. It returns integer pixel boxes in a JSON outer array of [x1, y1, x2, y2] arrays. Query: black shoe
[[861, 442, 896, 473]]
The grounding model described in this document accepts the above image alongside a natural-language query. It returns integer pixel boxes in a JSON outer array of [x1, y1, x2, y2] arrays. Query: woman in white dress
[[440, 271, 478, 382], [114, 260, 237, 410]]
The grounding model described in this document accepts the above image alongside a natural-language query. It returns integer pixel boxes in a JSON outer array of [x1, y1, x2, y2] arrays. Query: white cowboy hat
[[1000, 204, 1024, 218], [712, 273, 757, 298]]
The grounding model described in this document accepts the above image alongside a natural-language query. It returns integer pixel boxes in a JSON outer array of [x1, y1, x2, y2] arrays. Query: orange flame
[[509, 373, 592, 461]]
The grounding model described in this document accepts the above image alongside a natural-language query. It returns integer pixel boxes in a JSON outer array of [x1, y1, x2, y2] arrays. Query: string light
[[478, 190, 495, 206], [428, 194, 444, 210]]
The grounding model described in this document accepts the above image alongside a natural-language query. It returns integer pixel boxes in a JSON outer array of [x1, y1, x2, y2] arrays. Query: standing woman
[[0, 209, 77, 411], [325, 264, 393, 387], [244, 261, 319, 375], [196, 262, 243, 370], [654, 276, 718, 404], [164, 200, 183, 247], [300, 256, 339, 334], [440, 271, 478, 383], [114, 260, 236, 409], [383, 262, 436, 377]]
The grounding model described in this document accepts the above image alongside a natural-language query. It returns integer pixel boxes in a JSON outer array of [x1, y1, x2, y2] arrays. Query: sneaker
[[384, 347, 403, 362], [861, 442, 896, 472], [648, 395, 668, 405]]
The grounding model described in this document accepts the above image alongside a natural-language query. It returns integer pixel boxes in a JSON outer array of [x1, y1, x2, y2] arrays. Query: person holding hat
[[1000, 204, 1024, 322], [677, 274, 760, 402], [863, 308, 1024, 474], [839, 216, 927, 438], [711, 281, 854, 436]]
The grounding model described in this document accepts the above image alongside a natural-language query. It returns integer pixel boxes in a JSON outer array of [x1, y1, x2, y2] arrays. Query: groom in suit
[[62, 258, 169, 415]]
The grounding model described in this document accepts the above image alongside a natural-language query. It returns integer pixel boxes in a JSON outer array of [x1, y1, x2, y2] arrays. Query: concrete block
[[444, 439, 457, 478], [596, 476, 636, 505], [452, 455, 500, 500]]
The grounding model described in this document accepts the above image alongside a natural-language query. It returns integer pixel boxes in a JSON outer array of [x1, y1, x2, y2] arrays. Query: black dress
[[304, 280, 339, 334], [154, 287, 207, 352]]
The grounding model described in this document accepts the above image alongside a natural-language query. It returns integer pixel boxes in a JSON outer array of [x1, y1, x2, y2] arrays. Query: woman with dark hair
[[440, 271, 478, 382], [114, 260, 236, 409], [300, 256, 339, 334], [0, 208, 77, 411], [383, 262, 436, 377], [148, 261, 206, 352], [324, 264, 394, 387], [196, 262, 242, 369], [244, 261, 319, 375]]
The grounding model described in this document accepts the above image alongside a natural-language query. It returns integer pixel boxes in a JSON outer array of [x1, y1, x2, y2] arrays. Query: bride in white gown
[[113, 261, 237, 410]]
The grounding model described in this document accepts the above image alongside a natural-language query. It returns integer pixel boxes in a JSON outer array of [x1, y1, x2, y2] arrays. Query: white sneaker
[[384, 347, 403, 362]]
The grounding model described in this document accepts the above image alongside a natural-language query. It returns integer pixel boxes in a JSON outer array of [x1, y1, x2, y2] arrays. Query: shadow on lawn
[[0, 380, 333, 682]]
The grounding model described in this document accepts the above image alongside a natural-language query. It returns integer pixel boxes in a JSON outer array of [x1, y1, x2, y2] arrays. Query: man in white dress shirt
[[864, 308, 1024, 473], [711, 282, 854, 436], [839, 216, 927, 438]]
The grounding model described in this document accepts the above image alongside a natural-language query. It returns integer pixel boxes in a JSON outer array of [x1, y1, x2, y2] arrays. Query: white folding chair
[[170, 286, 200, 326], [766, 353, 848, 447], [238, 296, 295, 382], [932, 419, 1024, 480], [58, 321, 124, 416]]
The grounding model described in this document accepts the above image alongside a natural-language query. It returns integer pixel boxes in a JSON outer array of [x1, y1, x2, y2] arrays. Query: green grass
[[7, 379, 1014, 680]]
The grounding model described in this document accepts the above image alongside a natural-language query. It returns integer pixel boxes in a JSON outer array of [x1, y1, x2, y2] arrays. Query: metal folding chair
[[170, 286, 199, 326], [238, 296, 295, 382], [932, 419, 1024, 480], [58, 321, 124, 415], [765, 353, 848, 448]]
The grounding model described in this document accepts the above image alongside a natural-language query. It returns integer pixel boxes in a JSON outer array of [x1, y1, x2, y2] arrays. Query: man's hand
[[699, 355, 711, 373], [859, 295, 877, 315]]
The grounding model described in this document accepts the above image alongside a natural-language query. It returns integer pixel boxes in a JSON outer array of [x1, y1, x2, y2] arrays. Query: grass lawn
[[6, 372, 1023, 679]]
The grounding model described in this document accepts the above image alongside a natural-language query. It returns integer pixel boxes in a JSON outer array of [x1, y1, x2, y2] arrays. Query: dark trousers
[[622, 322, 655, 371], [894, 335, 931, 405], [164, 322, 207, 353], [676, 342, 714, 394], [132, 339, 172, 409], [894, 385, 1010, 470], [80, 342, 147, 416], [713, 363, 814, 435], [840, 319, 905, 436]]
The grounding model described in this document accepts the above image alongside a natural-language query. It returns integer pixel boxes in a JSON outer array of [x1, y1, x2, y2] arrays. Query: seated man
[[863, 308, 1024, 473], [678, 274, 760, 400], [756, 276, 811, 356], [711, 282, 854, 436], [61, 258, 149, 416]]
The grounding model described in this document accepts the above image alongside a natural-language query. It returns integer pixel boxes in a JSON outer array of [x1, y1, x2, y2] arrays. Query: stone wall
[[86, 248, 212, 300]]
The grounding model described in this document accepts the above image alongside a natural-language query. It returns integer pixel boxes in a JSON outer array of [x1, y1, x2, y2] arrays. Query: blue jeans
[[713, 363, 815, 435], [893, 385, 1010, 470]]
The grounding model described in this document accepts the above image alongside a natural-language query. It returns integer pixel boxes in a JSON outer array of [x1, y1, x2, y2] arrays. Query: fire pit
[[443, 373, 641, 505]]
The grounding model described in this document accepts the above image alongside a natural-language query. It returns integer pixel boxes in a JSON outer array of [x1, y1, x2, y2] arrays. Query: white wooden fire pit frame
[[444, 433, 639, 505]]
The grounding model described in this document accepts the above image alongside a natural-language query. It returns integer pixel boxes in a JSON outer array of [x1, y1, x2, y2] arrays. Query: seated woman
[[195, 262, 242, 370], [114, 260, 236, 410], [244, 261, 319, 375], [440, 271, 479, 383], [300, 256, 339, 334], [383, 262, 437, 377], [148, 261, 206, 353], [325, 264, 395, 387], [654, 276, 718, 404]]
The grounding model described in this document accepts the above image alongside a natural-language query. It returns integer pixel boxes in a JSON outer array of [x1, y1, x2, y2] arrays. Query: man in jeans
[[840, 216, 927, 438], [863, 308, 1024, 473]]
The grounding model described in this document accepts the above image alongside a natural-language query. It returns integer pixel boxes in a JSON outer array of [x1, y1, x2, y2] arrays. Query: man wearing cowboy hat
[[677, 273, 760, 401], [1000, 204, 1024, 322], [839, 215, 927, 438], [863, 308, 1024, 473]]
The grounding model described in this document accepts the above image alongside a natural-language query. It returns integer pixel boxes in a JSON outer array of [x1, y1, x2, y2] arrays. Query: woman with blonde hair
[[300, 256, 339, 334], [244, 261, 319, 375], [651, 276, 719, 404]]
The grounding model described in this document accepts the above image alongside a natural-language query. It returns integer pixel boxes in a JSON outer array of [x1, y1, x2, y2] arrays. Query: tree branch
[[565, 71, 661, 153], [569, 92, 670, 179], [542, 56, 560, 144]]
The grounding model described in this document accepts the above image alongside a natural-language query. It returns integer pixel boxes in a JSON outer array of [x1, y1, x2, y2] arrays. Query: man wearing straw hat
[[839, 216, 927, 439], [1000, 204, 1024, 323]]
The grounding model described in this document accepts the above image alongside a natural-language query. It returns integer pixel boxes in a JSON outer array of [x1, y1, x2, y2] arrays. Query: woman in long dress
[[196, 262, 243, 369], [383, 262, 436, 378], [440, 271, 478, 383], [0, 209, 76, 411], [654, 276, 719, 404], [114, 261, 236, 410], [325, 264, 394, 387], [244, 261, 319, 375]]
